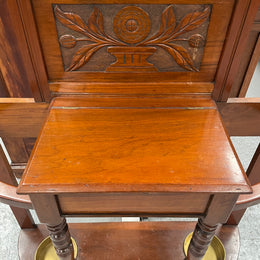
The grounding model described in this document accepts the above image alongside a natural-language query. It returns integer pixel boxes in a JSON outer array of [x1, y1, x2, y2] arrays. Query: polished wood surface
[[0, 102, 48, 138], [50, 82, 214, 95], [0, 181, 32, 209], [17, 97, 250, 194], [17, 96, 251, 258], [31, 0, 234, 90], [213, 0, 260, 101], [18, 222, 240, 260], [217, 100, 260, 136]]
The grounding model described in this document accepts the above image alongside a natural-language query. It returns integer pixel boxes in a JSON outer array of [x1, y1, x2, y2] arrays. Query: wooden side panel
[[213, 0, 259, 101], [58, 193, 210, 215], [0, 0, 34, 98], [0, 0, 50, 101], [0, 103, 49, 138], [0, 69, 9, 97], [217, 101, 260, 136]]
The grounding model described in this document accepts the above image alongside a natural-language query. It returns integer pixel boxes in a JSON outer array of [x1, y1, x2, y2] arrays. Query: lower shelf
[[18, 221, 240, 259]]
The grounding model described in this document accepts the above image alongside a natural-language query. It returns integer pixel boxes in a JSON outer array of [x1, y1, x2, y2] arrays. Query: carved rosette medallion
[[108, 7, 156, 72], [54, 5, 211, 72], [113, 6, 151, 44]]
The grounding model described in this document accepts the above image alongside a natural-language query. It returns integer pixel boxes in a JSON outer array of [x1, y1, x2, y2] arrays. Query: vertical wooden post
[[228, 144, 260, 224], [187, 194, 239, 259], [30, 195, 74, 260], [0, 144, 34, 228]]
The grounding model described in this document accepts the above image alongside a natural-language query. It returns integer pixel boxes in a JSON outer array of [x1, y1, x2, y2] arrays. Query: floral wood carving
[[55, 5, 211, 72]]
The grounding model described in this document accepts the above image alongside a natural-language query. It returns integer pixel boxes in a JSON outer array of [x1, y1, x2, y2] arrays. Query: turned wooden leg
[[47, 217, 74, 260], [187, 218, 218, 260]]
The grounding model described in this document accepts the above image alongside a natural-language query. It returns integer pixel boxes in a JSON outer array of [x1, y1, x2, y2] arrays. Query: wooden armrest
[[234, 183, 260, 211], [0, 181, 33, 209]]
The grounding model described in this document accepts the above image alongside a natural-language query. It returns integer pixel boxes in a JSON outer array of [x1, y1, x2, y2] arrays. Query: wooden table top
[[18, 96, 251, 195]]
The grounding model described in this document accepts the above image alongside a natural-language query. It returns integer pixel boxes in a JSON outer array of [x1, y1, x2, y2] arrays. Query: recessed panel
[[54, 4, 211, 73]]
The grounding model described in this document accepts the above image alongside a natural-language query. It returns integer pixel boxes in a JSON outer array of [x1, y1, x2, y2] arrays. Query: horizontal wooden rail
[[0, 102, 48, 137], [217, 100, 260, 136], [0, 181, 33, 209], [234, 183, 260, 211]]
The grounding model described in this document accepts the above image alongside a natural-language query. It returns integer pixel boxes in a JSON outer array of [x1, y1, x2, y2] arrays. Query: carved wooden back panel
[[30, 0, 235, 94]]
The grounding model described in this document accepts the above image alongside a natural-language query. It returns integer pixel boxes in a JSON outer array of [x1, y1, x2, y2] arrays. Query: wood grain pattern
[[54, 4, 210, 72], [58, 193, 209, 216], [238, 34, 260, 97], [217, 101, 260, 136], [213, 0, 259, 101], [0, 0, 34, 98], [49, 82, 214, 95], [16, 0, 51, 102], [31, 0, 234, 84], [17, 97, 250, 194], [0, 103, 48, 138]]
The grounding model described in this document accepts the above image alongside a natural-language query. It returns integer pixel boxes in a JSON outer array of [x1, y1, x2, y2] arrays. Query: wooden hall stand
[[17, 96, 251, 260], [0, 0, 260, 259]]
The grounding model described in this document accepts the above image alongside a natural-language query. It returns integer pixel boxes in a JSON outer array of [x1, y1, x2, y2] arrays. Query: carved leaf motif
[[160, 6, 176, 36], [173, 7, 210, 36], [160, 44, 198, 72], [66, 44, 104, 71], [88, 7, 105, 36], [54, 6, 88, 36]]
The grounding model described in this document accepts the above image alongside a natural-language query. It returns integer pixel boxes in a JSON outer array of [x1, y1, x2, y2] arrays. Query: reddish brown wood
[[17, 97, 250, 195], [246, 143, 260, 185], [16, 0, 51, 102], [0, 70, 9, 97], [0, 181, 32, 209], [234, 183, 260, 210], [2, 138, 30, 164], [19, 222, 240, 260], [238, 34, 260, 97], [0, 102, 49, 138], [17, 96, 251, 258], [213, 0, 260, 101], [0, 144, 34, 228], [54, 5, 210, 73], [217, 101, 260, 136], [0, 0, 34, 98], [47, 218, 74, 260], [50, 82, 214, 95], [31, 0, 234, 86], [230, 30, 259, 98], [58, 193, 210, 216], [187, 218, 218, 259], [228, 144, 260, 224], [30, 195, 74, 259]]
